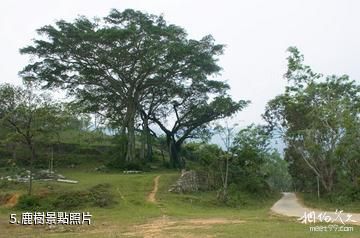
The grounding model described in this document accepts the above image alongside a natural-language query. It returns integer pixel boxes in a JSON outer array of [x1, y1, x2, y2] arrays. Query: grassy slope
[[0, 169, 358, 238]]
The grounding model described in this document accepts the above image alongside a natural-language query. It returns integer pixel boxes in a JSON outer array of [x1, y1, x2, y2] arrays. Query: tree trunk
[[125, 102, 136, 162], [317, 175, 320, 199], [217, 155, 229, 202], [28, 142, 36, 196], [167, 135, 182, 169], [161, 149, 165, 164], [11, 143, 17, 161], [140, 132, 145, 161], [139, 111, 153, 162], [322, 175, 334, 193], [144, 117, 153, 162], [146, 135, 153, 162], [224, 154, 229, 199], [318, 165, 335, 194]]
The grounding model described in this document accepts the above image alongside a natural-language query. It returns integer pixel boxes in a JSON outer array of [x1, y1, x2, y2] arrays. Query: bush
[[16, 195, 41, 210], [123, 162, 144, 171], [89, 183, 116, 207], [328, 187, 360, 204], [53, 191, 91, 209], [16, 184, 116, 210], [0, 180, 13, 189], [106, 160, 144, 171], [225, 183, 274, 207], [162, 161, 172, 169], [348, 187, 360, 201]]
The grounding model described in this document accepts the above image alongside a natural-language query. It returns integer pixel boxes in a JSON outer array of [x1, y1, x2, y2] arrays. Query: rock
[[123, 170, 142, 174], [3, 169, 68, 183], [95, 165, 108, 172], [168, 170, 199, 193], [57, 179, 78, 184]]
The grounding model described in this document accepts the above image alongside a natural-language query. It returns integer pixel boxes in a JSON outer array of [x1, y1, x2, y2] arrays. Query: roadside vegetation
[[264, 47, 360, 204]]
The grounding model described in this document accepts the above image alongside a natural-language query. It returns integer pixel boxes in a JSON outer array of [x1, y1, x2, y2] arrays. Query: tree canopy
[[264, 47, 360, 196], [20, 9, 246, 167]]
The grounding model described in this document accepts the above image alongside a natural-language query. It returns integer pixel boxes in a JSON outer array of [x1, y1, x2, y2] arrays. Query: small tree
[[0, 83, 66, 195], [214, 122, 238, 202], [231, 124, 272, 194]]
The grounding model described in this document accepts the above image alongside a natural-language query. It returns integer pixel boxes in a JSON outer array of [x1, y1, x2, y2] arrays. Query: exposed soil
[[147, 175, 160, 203], [4, 193, 20, 208], [124, 216, 244, 238]]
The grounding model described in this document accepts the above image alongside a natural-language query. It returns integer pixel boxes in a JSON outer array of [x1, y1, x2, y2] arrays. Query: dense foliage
[[264, 47, 360, 200], [19, 9, 247, 168], [182, 124, 292, 203]]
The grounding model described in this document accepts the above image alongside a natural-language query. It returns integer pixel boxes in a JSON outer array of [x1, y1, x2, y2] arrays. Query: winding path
[[147, 175, 160, 203], [271, 192, 360, 226]]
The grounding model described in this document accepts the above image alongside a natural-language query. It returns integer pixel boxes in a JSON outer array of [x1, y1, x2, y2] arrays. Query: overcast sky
[[1, 0, 360, 127]]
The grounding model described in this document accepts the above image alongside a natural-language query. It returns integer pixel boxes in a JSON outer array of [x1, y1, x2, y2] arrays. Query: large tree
[[20, 9, 225, 162], [148, 79, 248, 168]]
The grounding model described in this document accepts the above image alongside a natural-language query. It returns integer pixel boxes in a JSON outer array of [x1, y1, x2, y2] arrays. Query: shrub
[[348, 187, 360, 201], [328, 187, 360, 204], [16, 195, 41, 210], [89, 183, 116, 207], [106, 160, 144, 171], [53, 191, 91, 209], [16, 184, 117, 210], [0, 180, 13, 189]]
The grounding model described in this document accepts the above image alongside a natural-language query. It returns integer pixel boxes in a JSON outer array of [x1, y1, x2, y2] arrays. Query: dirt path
[[147, 175, 160, 203], [124, 216, 244, 238], [271, 192, 360, 226]]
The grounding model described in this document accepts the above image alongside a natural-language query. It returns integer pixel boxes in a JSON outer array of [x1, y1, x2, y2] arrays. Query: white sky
[[1, 0, 360, 127]]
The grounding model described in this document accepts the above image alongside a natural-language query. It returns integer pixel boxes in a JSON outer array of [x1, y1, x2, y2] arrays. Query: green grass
[[298, 192, 360, 213], [0, 169, 359, 237]]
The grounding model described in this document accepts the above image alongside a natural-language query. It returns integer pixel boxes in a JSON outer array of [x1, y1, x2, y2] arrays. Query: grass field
[[0, 168, 359, 238]]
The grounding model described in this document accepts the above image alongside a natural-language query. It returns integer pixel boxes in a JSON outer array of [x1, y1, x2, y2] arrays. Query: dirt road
[[271, 192, 360, 226]]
